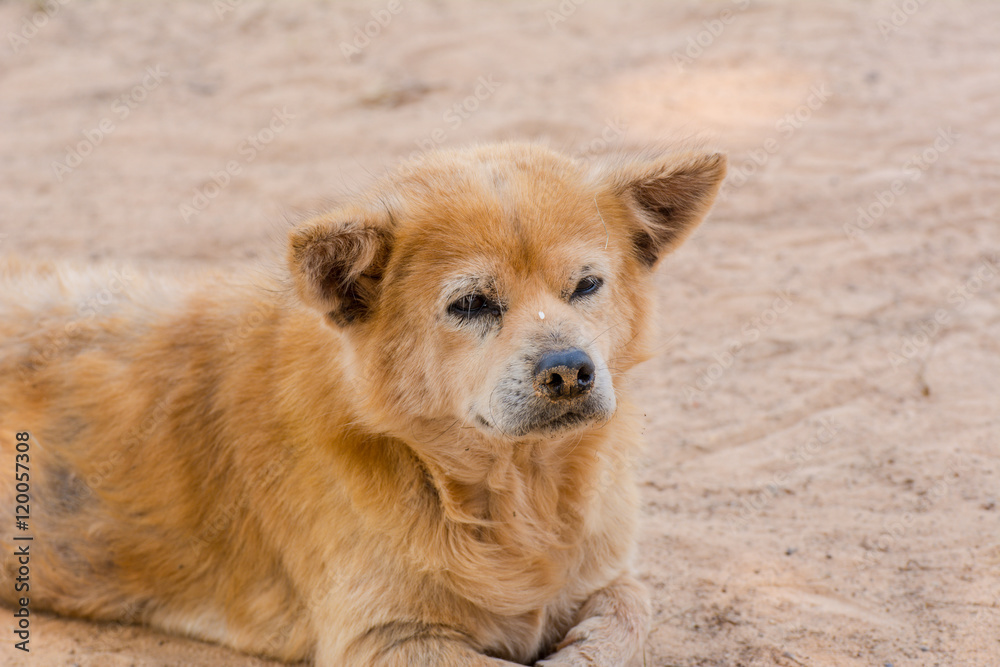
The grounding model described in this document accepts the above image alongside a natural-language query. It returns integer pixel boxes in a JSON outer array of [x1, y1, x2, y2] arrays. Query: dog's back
[[0, 262, 319, 658]]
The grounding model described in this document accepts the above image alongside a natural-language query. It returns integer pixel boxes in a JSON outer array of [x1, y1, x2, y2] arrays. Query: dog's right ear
[[287, 207, 393, 325]]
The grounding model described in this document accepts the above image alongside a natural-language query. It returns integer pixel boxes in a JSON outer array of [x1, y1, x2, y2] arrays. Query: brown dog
[[0, 143, 725, 665]]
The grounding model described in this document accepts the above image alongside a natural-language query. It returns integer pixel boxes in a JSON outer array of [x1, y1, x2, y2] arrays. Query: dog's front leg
[[536, 574, 651, 666], [369, 641, 528, 667], [329, 624, 528, 667]]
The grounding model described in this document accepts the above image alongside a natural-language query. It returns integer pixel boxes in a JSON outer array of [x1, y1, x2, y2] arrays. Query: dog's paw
[[534, 643, 600, 666], [535, 616, 612, 666], [555, 615, 604, 650]]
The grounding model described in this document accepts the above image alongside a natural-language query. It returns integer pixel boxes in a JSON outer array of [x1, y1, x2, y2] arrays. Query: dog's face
[[289, 145, 725, 443]]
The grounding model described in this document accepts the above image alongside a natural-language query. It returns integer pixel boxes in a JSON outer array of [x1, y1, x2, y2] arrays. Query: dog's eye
[[571, 276, 603, 299], [448, 294, 499, 318]]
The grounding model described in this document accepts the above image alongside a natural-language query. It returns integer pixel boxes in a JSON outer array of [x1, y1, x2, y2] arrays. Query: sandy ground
[[1, 0, 999, 665]]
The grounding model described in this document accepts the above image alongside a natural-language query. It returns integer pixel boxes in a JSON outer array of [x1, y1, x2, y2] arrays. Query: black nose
[[533, 348, 596, 401]]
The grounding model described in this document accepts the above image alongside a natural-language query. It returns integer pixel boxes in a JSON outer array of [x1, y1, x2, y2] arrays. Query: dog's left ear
[[603, 152, 727, 268]]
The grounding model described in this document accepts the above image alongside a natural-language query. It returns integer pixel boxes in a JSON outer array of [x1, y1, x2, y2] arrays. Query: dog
[[0, 143, 725, 665]]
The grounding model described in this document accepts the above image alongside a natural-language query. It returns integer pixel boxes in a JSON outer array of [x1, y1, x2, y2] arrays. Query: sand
[[1, 0, 998, 665]]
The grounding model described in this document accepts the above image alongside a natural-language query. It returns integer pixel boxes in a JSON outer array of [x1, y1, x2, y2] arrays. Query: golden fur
[[0, 144, 725, 665]]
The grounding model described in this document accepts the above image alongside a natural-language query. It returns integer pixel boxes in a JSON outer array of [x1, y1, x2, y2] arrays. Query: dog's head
[[288, 144, 725, 443]]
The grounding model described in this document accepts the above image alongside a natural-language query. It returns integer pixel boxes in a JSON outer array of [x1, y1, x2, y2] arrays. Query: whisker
[[587, 322, 621, 347], [487, 381, 515, 440], [594, 196, 609, 250]]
